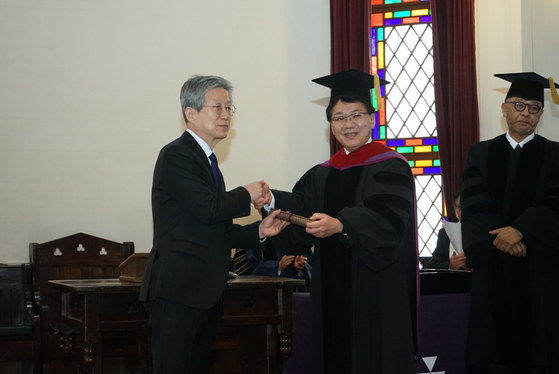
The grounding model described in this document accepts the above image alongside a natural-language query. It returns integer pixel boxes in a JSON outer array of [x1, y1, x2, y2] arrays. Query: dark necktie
[[209, 153, 224, 194]]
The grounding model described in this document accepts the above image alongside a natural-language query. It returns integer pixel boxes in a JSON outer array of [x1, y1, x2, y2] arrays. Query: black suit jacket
[[139, 131, 261, 310], [427, 228, 451, 269]]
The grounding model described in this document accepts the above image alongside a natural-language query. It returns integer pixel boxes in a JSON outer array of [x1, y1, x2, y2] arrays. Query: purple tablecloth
[[284, 292, 471, 374]]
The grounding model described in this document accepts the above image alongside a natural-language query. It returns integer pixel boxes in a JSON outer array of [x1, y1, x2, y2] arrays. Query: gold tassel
[[549, 77, 559, 105], [374, 74, 383, 111]]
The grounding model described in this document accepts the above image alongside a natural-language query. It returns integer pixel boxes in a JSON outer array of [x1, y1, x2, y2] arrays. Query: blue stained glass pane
[[420, 15, 432, 23], [424, 167, 442, 174], [423, 138, 438, 145], [385, 19, 402, 26], [387, 139, 405, 146], [372, 125, 379, 140], [371, 29, 377, 55], [377, 69, 386, 97], [378, 28, 384, 41]]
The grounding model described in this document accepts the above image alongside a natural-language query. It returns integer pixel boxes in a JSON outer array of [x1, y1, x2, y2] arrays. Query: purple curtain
[[432, 0, 480, 221], [329, 0, 371, 156]]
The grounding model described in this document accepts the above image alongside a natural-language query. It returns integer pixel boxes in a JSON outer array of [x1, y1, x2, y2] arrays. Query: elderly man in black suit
[[139, 75, 287, 374]]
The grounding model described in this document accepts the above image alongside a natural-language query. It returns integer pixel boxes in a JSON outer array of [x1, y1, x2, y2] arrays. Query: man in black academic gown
[[258, 70, 419, 374], [461, 72, 559, 373]]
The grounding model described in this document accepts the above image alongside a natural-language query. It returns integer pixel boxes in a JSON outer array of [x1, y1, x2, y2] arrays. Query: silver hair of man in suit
[[180, 75, 234, 123]]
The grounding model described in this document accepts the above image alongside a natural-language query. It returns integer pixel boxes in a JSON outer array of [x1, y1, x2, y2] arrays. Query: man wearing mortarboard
[[257, 69, 419, 373], [461, 72, 559, 373]]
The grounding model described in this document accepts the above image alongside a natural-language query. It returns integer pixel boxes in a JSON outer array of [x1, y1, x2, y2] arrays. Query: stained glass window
[[371, 0, 441, 258]]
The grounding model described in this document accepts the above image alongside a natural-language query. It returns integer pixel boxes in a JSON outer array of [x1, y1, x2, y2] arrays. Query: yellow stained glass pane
[[416, 160, 433, 167], [414, 146, 432, 153], [385, 12, 393, 19], [378, 42, 384, 69], [411, 9, 429, 16]]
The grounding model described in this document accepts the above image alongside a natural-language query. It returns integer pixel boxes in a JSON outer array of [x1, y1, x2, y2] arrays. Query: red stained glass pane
[[405, 139, 423, 146], [371, 13, 383, 27], [379, 105, 386, 125], [403, 17, 419, 24]]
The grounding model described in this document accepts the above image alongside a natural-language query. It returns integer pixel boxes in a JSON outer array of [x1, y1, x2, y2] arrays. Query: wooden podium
[[118, 253, 149, 283]]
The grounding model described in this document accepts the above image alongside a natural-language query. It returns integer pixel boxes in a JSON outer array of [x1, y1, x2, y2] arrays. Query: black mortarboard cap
[[312, 69, 390, 109], [494, 72, 559, 107]]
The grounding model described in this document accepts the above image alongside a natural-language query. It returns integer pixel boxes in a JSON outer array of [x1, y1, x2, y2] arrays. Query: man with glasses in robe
[[461, 72, 559, 373], [258, 69, 419, 374]]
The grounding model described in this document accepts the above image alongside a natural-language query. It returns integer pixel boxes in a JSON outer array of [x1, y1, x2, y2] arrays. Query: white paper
[[442, 220, 463, 256]]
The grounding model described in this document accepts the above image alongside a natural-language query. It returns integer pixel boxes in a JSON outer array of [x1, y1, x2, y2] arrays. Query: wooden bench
[[0, 263, 40, 373]]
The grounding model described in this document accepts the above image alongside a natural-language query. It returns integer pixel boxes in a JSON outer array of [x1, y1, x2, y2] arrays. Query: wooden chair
[[28, 232, 136, 373], [0, 263, 40, 373]]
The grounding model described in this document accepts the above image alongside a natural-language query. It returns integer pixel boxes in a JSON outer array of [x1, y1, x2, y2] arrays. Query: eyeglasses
[[204, 104, 236, 116], [330, 111, 369, 126], [505, 101, 543, 115]]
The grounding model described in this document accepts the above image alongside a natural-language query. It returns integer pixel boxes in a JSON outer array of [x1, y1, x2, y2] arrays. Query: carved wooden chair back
[[29, 232, 134, 333]]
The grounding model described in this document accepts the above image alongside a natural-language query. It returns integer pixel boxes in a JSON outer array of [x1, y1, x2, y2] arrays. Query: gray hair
[[180, 75, 234, 123]]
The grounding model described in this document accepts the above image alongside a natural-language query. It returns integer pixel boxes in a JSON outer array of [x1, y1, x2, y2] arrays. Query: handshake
[[244, 180, 273, 210]]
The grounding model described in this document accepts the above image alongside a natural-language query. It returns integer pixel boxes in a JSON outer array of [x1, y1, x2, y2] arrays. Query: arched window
[[371, 0, 441, 258]]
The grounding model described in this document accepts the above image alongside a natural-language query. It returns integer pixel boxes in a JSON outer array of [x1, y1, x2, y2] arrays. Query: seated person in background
[[428, 191, 469, 270], [232, 242, 312, 292]]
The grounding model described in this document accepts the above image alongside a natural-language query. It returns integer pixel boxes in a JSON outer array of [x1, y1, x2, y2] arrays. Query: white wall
[[0, 0, 330, 262], [476, 0, 559, 141], [2, 0, 557, 263]]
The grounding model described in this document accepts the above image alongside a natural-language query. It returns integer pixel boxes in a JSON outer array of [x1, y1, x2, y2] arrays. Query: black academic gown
[[461, 134, 559, 373], [271, 142, 419, 374]]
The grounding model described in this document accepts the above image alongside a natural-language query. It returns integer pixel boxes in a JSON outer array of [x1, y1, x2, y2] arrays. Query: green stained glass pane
[[380, 126, 386, 139], [434, 159, 440, 166], [397, 146, 414, 153], [378, 28, 384, 41], [433, 145, 439, 152], [394, 11, 411, 18], [408, 160, 415, 167], [385, 0, 402, 3]]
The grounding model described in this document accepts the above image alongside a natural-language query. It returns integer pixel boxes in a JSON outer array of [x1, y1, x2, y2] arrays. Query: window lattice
[[371, 0, 442, 257]]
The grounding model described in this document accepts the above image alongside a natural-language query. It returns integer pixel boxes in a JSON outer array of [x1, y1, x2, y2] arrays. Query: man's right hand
[[449, 252, 468, 270], [249, 181, 273, 209], [243, 181, 265, 202], [279, 255, 295, 271]]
